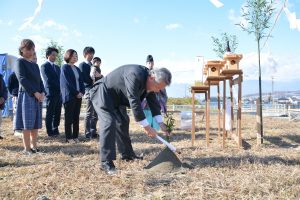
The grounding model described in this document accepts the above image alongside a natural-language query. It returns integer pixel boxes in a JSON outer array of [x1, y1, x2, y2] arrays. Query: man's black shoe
[[48, 134, 57, 137], [30, 148, 41, 153], [101, 161, 117, 175], [121, 154, 143, 162], [85, 133, 93, 139], [53, 130, 60, 135]]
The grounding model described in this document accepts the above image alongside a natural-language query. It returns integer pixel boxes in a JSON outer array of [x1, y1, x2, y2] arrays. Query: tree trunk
[[257, 39, 264, 144]]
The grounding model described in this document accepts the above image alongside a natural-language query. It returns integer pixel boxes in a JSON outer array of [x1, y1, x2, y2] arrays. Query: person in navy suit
[[40, 47, 62, 137], [0, 73, 8, 139], [79, 47, 98, 139], [60, 49, 85, 143]]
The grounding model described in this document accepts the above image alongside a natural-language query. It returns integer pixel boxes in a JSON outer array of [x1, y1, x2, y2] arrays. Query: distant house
[[278, 97, 289, 104], [291, 97, 300, 104]]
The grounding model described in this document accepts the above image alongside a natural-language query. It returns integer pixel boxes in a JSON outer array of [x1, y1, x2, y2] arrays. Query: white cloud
[[18, 0, 44, 31], [7, 20, 13, 26], [240, 52, 300, 81], [73, 30, 82, 37], [228, 9, 239, 23], [156, 59, 202, 84], [18, 19, 82, 39], [0, 19, 14, 26], [133, 17, 140, 23], [11, 35, 22, 42], [25, 20, 68, 32], [284, 7, 300, 31], [165, 23, 182, 30], [210, 0, 224, 8], [229, 7, 249, 27], [157, 52, 300, 84]]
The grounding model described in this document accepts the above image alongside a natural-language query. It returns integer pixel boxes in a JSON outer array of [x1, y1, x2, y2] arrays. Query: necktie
[[52, 64, 57, 74]]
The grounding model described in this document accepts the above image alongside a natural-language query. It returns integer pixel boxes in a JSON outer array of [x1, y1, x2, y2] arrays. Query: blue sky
[[1, 0, 300, 96]]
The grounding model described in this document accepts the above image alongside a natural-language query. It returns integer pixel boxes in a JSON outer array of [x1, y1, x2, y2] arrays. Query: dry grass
[[0, 113, 300, 200]]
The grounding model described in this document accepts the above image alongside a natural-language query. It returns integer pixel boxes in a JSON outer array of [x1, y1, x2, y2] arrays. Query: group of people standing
[[1, 38, 172, 175], [2, 39, 103, 154]]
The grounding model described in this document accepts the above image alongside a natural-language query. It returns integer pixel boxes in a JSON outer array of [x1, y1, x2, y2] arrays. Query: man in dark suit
[[90, 65, 172, 175], [79, 46, 98, 139], [41, 47, 62, 137], [0, 73, 8, 139]]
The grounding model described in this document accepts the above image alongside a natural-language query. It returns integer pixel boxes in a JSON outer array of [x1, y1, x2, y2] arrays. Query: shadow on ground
[[184, 155, 300, 169], [264, 135, 299, 148], [1, 143, 97, 156]]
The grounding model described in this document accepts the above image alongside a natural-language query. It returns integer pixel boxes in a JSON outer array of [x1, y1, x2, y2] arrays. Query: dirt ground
[[0, 113, 299, 200]]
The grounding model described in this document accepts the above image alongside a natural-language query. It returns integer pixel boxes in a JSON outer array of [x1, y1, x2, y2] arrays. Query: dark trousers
[[115, 106, 135, 157], [45, 95, 62, 135], [84, 89, 98, 137], [98, 106, 135, 162], [64, 98, 82, 140]]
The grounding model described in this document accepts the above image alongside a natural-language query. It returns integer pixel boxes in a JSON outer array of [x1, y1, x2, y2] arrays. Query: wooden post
[[205, 91, 208, 146], [237, 74, 242, 148], [223, 79, 226, 148], [207, 81, 211, 147], [230, 78, 234, 137], [217, 83, 221, 144], [192, 89, 195, 146]]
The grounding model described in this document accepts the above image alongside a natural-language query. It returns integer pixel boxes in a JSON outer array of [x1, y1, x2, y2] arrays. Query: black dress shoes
[[101, 161, 117, 175], [53, 130, 60, 136], [121, 154, 143, 162], [48, 134, 57, 138], [85, 133, 98, 139]]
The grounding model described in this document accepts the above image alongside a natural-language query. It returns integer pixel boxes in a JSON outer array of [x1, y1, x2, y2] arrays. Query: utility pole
[[195, 56, 204, 83], [271, 76, 274, 104]]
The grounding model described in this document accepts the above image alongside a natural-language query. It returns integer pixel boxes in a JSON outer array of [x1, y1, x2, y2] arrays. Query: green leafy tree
[[211, 32, 238, 58], [41, 40, 65, 67], [237, 0, 275, 143]]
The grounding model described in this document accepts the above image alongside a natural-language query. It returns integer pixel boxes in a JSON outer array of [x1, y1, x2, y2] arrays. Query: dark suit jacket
[[91, 64, 161, 122], [60, 64, 85, 103], [0, 74, 8, 110], [8, 72, 19, 97], [40, 61, 61, 97], [79, 62, 93, 89], [15, 58, 45, 96]]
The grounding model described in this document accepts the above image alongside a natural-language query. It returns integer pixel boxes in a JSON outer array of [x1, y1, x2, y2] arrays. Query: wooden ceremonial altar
[[191, 54, 243, 148]]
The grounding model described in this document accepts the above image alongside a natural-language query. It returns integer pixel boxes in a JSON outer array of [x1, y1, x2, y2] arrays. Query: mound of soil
[[145, 147, 193, 173]]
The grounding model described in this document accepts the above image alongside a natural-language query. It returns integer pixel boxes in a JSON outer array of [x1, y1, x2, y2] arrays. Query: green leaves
[[211, 32, 239, 59], [41, 40, 65, 67], [164, 113, 175, 142], [237, 0, 275, 42]]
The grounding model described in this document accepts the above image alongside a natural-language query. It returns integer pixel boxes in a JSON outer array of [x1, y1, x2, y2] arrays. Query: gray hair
[[150, 67, 172, 86]]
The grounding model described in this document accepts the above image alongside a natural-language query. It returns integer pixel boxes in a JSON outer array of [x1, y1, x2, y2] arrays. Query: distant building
[[278, 97, 289, 104]]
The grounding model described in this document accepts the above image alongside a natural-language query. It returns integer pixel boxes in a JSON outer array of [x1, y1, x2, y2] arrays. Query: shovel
[[155, 135, 181, 154]]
